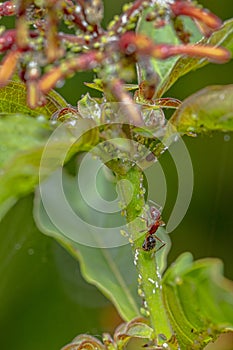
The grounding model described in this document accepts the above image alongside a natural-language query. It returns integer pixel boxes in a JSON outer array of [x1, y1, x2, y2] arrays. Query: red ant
[[141, 204, 166, 252]]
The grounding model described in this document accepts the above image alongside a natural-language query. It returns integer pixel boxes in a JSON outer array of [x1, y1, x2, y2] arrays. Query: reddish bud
[[119, 32, 151, 55], [0, 30, 16, 52], [16, 16, 29, 49], [39, 67, 63, 94], [39, 51, 104, 93], [170, 2, 222, 31], [119, 32, 231, 64], [155, 44, 231, 64], [109, 78, 143, 125], [0, 50, 21, 85], [27, 80, 38, 109], [0, 1, 16, 16]]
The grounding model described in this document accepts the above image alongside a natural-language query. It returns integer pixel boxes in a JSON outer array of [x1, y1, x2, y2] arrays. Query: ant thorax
[[141, 203, 166, 252]]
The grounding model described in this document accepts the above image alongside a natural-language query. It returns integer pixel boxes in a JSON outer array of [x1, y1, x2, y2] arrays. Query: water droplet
[[187, 131, 197, 137], [219, 93, 225, 100], [224, 134, 230, 142], [68, 119, 77, 127], [28, 248, 34, 255], [56, 79, 65, 88], [156, 267, 161, 280], [175, 276, 183, 285], [37, 115, 46, 122], [15, 243, 21, 250]]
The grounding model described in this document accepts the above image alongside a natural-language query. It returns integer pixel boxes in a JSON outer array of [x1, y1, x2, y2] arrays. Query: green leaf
[[34, 169, 140, 321], [0, 113, 98, 212], [0, 80, 67, 117], [162, 252, 233, 350], [157, 19, 233, 97], [84, 79, 104, 92], [78, 93, 101, 122], [0, 114, 52, 207], [137, 12, 179, 86], [136, 10, 201, 95], [0, 195, 107, 350], [169, 84, 233, 134]]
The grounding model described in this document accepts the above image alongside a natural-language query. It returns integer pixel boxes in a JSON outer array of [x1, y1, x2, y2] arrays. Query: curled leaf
[[114, 317, 154, 346], [61, 334, 104, 350], [162, 253, 233, 349], [170, 2, 222, 30], [0, 50, 21, 85], [170, 84, 233, 134]]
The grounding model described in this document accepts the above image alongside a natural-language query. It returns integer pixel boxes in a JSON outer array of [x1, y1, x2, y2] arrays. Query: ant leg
[[153, 234, 166, 252], [148, 199, 162, 211], [138, 216, 149, 233], [155, 241, 166, 252], [153, 234, 164, 244]]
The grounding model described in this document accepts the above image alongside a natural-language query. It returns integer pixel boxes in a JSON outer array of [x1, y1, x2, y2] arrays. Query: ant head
[[150, 206, 162, 221]]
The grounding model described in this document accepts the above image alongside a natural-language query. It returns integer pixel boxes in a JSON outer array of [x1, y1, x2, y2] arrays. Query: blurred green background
[[0, 1, 233, 349]]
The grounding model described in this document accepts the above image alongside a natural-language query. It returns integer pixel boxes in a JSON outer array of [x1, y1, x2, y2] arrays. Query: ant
[[141, 204, 166, 252]]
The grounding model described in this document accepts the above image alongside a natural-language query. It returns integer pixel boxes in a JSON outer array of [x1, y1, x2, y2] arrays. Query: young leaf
[[137, 11, 180, 88], [157, 19, 233, 96], [169, 84, 233, 134], [136, 10, 201, 96], [34, 169, 140, 321], [61, 335, 105, 350], [0, 80, 67, 117], [113, 317, 154, 348], [162, 253, 233, 349]]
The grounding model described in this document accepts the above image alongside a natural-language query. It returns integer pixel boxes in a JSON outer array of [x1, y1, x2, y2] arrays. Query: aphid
[[141, 204, 166, 252]]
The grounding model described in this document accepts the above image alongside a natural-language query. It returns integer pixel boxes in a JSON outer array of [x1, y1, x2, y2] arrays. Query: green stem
[[117, 166, 173, 346]]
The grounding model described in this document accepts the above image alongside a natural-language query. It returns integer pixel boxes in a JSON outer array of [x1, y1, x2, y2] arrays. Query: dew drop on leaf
[[175, 276, 183, 285], [28, 248, 35, 255], [15, 243, 21, 250], [224, 134, 230, 142]]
